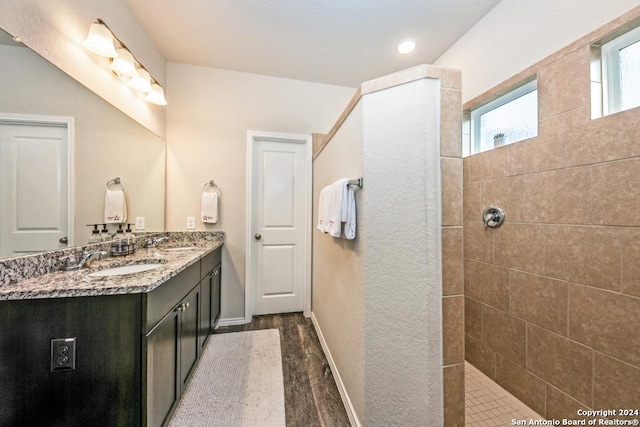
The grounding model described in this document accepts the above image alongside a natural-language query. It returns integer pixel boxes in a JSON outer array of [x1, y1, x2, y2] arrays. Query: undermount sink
[[162, 247, 201, 252], [87, 263, 164, 277]]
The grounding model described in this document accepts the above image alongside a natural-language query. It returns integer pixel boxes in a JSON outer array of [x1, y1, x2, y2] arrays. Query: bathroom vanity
[[0, 235, 222, 427]]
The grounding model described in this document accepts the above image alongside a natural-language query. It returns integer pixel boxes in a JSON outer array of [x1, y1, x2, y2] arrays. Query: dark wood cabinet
[[0, 246, 222, 427], [211, 264, 222, 329]]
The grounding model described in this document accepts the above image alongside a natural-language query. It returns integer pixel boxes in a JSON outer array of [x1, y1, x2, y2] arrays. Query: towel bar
[[347, 177, 363, 188], [106, 177, 125, 190], [203, 180, 221, 194]]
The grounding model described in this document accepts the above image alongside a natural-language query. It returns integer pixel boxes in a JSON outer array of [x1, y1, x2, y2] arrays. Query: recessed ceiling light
[[396, 38, 417, 55]]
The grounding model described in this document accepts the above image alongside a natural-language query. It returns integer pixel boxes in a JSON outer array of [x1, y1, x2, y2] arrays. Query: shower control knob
[[482, 206, 506, 228]]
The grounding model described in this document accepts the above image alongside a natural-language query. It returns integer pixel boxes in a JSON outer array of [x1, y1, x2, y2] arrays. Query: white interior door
[[0, 120, 70, 258], [248, 132, 311, 318]]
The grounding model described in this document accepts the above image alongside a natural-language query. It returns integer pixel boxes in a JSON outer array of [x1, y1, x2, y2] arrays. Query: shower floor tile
[[465, 361, 543, 426]]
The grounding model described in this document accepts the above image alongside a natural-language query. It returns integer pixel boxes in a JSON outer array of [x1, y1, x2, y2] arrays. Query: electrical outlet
[[51, 338, 76, 372], [187, 216, 196, 230], [135, 216, 145, 230]]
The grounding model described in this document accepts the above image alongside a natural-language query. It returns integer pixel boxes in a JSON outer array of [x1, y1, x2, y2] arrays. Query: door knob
[[255, 233, 262, 240], [59, 237, 68, 244]]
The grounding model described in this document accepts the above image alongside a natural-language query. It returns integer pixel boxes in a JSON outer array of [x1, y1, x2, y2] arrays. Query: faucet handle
[[59, 254, 77, 270]]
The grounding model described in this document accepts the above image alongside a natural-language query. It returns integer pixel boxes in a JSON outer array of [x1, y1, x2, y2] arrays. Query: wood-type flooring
[[216, 313, 351, 427]]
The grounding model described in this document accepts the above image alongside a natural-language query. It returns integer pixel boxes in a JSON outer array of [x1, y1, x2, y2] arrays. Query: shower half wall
[[312, 65, 464, 426]]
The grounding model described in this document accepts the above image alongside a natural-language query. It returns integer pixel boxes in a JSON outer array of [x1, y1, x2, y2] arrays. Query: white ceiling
[[125, 0, 501, 88]]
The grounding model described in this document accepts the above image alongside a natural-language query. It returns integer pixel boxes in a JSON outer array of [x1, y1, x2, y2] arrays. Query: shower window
[[469, 78, 538, 155], [601, 25, 640, 115]]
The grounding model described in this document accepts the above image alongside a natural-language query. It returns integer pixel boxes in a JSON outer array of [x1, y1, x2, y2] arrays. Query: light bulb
[[396, 39, 417, 55], [110, 48, 137, 77], [129, 68, 152, 93], [83, 22, 117, 58], [146, 84, 167, 105]]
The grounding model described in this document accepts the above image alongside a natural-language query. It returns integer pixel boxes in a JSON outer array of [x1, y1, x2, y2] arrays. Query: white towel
[[343, 185, 356, 240], [327, 179, 349, 237], [317, 186, 332, 233], [201, 191, 219, 224], [104, 189, 127, 224]]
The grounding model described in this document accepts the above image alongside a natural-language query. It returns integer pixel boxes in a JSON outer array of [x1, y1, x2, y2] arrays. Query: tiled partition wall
[[463, 8, 640, 420]]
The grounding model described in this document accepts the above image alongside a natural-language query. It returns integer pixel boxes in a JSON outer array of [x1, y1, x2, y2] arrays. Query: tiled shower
[[459, 7, 640, 424]]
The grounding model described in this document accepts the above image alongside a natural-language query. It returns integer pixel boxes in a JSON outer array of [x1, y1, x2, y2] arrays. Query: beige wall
[[0, 44, 165, 246], [463, 8, 640, 418], [0, 0, 167, 137], [435, 0, 640, 102], [165, 62, 356, 321], [312, 101, 365, 421]]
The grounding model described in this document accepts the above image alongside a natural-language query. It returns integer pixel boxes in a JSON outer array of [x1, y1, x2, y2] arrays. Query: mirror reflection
[[0, 27, 165, 259]]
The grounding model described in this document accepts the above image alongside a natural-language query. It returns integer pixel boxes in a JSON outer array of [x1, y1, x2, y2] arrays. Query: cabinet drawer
[[200, 247, 221, 280], [143, 262, 200, 333]]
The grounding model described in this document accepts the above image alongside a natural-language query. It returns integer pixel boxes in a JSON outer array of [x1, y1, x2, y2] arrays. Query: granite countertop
[[0, 239, 223, 301]]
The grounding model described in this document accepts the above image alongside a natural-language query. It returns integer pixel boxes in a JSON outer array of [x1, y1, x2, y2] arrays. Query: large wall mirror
[[0, 27, 165, 259]]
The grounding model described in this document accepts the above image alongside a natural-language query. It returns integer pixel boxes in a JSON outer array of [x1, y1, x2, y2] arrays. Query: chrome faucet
[[144, 236, 169, 248], [60, 251, 108, 271]]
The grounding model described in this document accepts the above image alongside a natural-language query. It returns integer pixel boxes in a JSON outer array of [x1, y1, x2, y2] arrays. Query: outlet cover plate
[[135, 216, 145, 230], [51, 338, 76, 372], [187, 216, 196, 230]]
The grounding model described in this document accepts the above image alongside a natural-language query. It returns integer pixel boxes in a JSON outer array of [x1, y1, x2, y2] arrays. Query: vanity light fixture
[[83, 22, 118, 58], [396, 38, 417, 55], [128, 68, 152, 93], [109, 48, 137, 77], [146, 84, 168, 105], [83, 19, 167, 105]]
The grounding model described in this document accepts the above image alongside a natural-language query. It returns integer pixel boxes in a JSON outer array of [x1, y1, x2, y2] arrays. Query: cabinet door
[[180, 284, 200, 391], [144, 309, 180, 427], [199, 273, 211, 350], [211, 264, 222, 328]]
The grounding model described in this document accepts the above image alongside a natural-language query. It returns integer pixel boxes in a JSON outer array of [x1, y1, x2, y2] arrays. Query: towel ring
[[106, 177, 126, 191], [202, 180, 221, 195]]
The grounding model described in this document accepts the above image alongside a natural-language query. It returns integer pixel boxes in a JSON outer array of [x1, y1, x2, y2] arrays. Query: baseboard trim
[[215, 317, 247, 328], [311, 312, 362, 427]]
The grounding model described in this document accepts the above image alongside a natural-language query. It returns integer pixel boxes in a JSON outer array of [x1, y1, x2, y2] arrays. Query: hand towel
[[104, 189, 127, 224], [317, 185, 332, 233], [343, 185, 357, 240], [201, 191, 219, 224]]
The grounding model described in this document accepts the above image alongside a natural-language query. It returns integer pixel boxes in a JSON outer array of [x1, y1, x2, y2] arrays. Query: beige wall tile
[[527, 324, 593, 405], [465, 296, 482, 340], [545, 385, 590, 420], [482, 175, 525, 222], [483, 305, 526, 367], [463, 182, 483, 222], [464, 259, 471, 298], [468, 261, 510, 312], [443, 364, 465, 427], [494, 223, 545, 274], [443, 296, 464, 366], [538, 46, 590, 120], [463, 157, 470, 184], [495, 355, 547, 416], [544, 225, 621, 291], [594, 352, 640, 410], [525, 167, 591, 224], [569, 284, 640, 368], [510, 271, 568, 335], [509, 132, 566, 176], [592, 158, 640, 226], [567, 106, 640, 167], [465, 334, 496, 379], [464, 221, 493, 263], [442, 227, 463, 296], [469, 146, 510, 182], [441, 89, 462, 158], [442, 158, 463, 226], [622, 229, 640, 297]]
